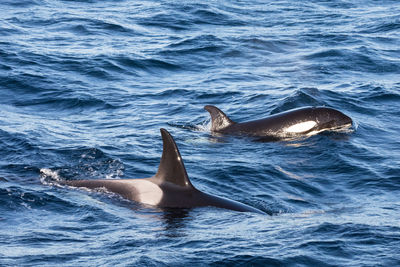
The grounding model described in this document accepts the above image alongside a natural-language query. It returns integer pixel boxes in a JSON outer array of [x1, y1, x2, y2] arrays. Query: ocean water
[[1, 0, 400, 266]]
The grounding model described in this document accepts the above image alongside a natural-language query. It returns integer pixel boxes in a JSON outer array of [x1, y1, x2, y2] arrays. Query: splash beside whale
[[204, 105, 353, 140]]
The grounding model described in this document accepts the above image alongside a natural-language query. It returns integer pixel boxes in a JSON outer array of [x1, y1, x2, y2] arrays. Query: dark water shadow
[[157, 208, 192, 237]]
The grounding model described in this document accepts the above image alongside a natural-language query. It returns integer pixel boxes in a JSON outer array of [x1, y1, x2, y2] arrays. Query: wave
[[304, 47, 400, 74], [0, 186, 78, 212]]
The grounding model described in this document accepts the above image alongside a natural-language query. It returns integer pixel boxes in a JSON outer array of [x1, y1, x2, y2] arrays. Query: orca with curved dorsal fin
[[58, 129, 263, 213], [204, 105, 353, 139]]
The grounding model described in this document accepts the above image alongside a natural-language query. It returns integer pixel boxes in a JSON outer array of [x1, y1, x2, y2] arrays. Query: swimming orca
[[60, 129, 263, 214], [204, 105, 352, 139]]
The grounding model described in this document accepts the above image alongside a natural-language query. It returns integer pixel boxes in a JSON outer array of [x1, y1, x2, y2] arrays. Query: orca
[[204, 105, 353, 140], [58, 129, 263, 214]]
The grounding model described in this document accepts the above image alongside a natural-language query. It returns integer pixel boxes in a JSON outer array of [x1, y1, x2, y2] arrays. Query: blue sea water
[[1, 0, 400, 265]]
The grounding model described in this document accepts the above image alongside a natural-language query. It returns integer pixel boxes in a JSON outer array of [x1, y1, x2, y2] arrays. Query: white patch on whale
[[132, 180, 163, 206], [285, 121, 317, 133]]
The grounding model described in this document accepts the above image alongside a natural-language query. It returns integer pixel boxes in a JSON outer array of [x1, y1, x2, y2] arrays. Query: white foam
[[285, 121, 317, 133], [196, 119, 212, 132], [40, 168, 62, 185]]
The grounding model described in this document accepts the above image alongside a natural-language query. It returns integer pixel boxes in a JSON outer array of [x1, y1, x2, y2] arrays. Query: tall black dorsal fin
[[155, 129, 194, 188], [204, 105, 235, 132]]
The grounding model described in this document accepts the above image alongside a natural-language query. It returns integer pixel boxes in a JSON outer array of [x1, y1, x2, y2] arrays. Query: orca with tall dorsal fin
[[204, 105, 353, 139], [58, 129, 263, 213]]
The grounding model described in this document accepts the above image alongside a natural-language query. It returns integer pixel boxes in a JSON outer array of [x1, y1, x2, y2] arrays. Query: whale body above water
[[204, 105, 353, 140], [54, 129, 263, 214]]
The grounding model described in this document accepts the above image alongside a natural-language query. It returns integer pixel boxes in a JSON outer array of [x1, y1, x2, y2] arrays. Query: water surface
[[1, 0, 400, 266]]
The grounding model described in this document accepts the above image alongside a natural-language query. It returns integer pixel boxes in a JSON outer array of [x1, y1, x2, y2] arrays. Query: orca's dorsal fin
[[155, 129, 194, 188], [204, 105, 235, 132]]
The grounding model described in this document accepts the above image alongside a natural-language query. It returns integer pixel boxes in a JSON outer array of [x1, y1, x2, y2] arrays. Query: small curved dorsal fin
[[204, 105, 235, 132], [155, 129, 194, 188]]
